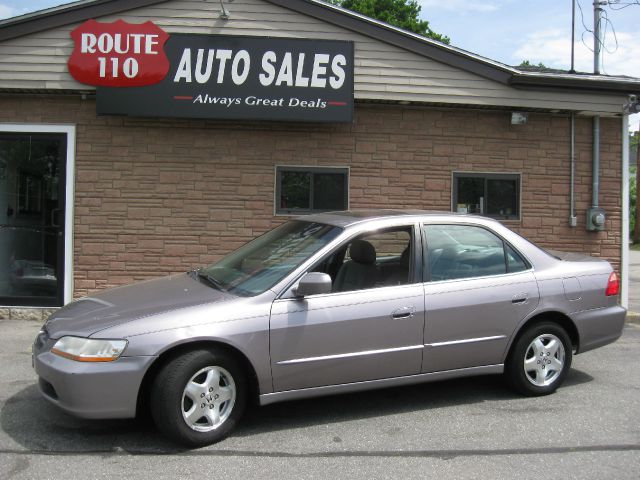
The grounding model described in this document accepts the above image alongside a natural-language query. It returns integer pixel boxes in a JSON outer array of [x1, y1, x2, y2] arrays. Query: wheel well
[[135, 341, 260, 417], [507, 312, 580, 360]]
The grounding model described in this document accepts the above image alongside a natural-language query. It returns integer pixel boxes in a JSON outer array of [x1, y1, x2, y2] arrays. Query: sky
[[1, 0, 639, 129]]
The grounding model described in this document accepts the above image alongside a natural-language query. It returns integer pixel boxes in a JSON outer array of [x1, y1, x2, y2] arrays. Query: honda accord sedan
[[32, 210, 626, 446]]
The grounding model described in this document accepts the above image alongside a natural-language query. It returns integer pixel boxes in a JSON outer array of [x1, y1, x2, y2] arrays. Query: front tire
[[506, 322, 572, 396], [150, 349, 246, 447]]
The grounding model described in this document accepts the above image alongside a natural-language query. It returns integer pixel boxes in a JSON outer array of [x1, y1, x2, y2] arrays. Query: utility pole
[[594, 1, 603, 74], [570, 0, 576, 73]]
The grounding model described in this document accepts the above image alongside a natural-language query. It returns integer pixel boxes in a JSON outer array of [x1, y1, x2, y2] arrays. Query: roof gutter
[[510, 73, 640, 93]]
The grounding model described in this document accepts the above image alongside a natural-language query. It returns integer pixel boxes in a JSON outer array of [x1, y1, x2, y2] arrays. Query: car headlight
[[51, 337, 128, 362]]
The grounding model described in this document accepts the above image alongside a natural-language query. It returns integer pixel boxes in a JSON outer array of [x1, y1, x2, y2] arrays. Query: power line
[[576, 0, 595, 54], [601, 10, 617, 54], [575, 0, 635, 74], [608, 0, 640, 11]]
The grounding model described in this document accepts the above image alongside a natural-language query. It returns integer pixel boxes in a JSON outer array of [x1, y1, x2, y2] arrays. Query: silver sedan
[[32, 211, 626, 446]]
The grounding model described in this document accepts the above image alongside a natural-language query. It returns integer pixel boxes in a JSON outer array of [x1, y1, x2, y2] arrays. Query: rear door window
[[506, 244, 529, 273], [424, 224, 508, 281]]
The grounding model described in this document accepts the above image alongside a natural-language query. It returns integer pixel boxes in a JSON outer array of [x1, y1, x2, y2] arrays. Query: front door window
[[0, 133, 67, 306]]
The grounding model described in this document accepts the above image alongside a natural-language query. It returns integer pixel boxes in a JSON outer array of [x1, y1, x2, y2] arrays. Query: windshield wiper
[[195, 270, 227, 292]]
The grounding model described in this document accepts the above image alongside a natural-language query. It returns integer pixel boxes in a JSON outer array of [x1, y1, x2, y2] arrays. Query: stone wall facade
[[0, 307, 58, 321], [0, 95, 623, 300]]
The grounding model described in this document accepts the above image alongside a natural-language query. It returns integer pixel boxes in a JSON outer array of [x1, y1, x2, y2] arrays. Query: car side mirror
[[293, 272, 332, 297]]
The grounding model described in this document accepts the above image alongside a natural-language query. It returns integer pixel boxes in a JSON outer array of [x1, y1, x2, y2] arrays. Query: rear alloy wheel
[[151, 349, 246, 447], [506, 322, 572, 396]]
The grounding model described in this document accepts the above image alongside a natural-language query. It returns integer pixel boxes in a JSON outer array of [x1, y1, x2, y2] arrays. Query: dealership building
[[0, 0, 637, 317]]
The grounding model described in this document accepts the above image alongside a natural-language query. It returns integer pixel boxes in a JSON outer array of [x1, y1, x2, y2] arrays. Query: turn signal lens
[[605, 272, 620, 297], [51, 336, 127, 362]]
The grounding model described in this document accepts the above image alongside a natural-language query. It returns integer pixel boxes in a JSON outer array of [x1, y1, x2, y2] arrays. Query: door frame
[[0, 123, 76, 306]]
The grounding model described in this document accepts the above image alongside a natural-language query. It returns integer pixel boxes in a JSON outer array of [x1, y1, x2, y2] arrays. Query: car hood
[[44, 273, 236, 338]]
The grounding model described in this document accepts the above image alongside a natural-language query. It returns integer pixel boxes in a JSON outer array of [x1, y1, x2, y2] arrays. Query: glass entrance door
[[0, 133, 66, 306]]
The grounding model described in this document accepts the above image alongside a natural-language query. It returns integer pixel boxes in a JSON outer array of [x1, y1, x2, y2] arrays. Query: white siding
[[0, 0, 627, 113]]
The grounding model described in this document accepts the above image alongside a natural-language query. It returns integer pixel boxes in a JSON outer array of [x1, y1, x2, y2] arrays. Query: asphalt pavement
[[0, 320, 639, 479]]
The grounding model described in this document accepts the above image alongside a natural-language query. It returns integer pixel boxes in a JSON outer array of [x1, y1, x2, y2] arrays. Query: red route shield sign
[[68, 19, 170, 87]]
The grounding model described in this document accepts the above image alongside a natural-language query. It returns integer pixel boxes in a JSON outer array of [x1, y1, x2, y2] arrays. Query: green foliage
[[519, 60, 548, 69], [333, 0, 450, 43]]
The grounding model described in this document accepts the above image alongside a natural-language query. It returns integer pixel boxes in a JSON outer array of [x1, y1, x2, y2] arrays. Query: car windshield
[[200, 220, 342, 296]]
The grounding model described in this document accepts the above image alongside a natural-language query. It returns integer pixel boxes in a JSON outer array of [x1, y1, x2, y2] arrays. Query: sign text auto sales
[[95, 31, 354, 122], [175, 48, 347, 90]]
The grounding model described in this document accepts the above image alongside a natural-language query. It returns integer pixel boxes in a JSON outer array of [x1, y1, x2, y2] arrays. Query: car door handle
[[391, 306, 415, 319], [512, 293, 529, 304]]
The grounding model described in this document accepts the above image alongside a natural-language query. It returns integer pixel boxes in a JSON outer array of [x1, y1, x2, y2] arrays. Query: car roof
[[294, 209, 493, 228]]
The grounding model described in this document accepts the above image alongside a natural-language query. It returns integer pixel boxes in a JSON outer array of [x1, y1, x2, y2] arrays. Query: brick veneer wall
[[0, 96, 623, 298]]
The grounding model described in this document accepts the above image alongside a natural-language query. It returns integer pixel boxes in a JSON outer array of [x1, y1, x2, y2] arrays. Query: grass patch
[[631, 243, 640, 251]]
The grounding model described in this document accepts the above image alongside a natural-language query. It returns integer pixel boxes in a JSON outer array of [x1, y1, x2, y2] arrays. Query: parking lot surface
[[1, 320, 639, 479]]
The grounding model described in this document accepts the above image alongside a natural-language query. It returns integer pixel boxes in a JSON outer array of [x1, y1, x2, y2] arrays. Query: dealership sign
[[68, 19, 170, 87], [68, 20, 354, 122]]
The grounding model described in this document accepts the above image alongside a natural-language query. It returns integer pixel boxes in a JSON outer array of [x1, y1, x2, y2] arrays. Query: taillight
[[605, 272, 620, 296]]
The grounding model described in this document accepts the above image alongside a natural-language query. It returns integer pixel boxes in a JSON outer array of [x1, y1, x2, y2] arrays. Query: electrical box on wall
[[586, 207, 606, 231]]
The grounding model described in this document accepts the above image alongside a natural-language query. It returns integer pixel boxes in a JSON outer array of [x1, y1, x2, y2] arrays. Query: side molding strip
[[426, 335, 506, 348], [276, 344, 424, 365]]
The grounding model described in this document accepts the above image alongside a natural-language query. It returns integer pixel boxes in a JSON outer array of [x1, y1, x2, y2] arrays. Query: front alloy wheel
[[506, 322, 572, 396], [181, 366, 236, 432], [151, 349, 246, 447]]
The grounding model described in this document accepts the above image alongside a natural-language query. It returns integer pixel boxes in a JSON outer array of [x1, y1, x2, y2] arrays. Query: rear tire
[[506, 322, 572, 396], [150, 349, 246, 447]]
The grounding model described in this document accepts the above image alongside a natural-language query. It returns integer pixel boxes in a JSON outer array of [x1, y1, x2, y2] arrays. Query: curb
[[627, 311, 640, 324]]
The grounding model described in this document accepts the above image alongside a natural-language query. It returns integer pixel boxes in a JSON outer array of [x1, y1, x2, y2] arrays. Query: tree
[[332, 0, 450, 44], [519, 60, 549, 69]]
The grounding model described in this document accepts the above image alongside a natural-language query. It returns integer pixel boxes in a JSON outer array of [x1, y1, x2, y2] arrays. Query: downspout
[[592, 116, 600, 209], [586, 1, 606, 231], [569, 1, 577, 227], [621, 115, 629, 309], [592, 0, 601, 211], [586, 115, 606, 231], [569, 113, 577, 226]]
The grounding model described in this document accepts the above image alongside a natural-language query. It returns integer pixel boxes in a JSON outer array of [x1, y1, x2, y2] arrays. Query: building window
[[452, 173, 520, 220], [276, 166, 348, 215]]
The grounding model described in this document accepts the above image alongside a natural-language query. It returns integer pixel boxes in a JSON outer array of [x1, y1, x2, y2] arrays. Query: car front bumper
[[33, 333, 156, 419]]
